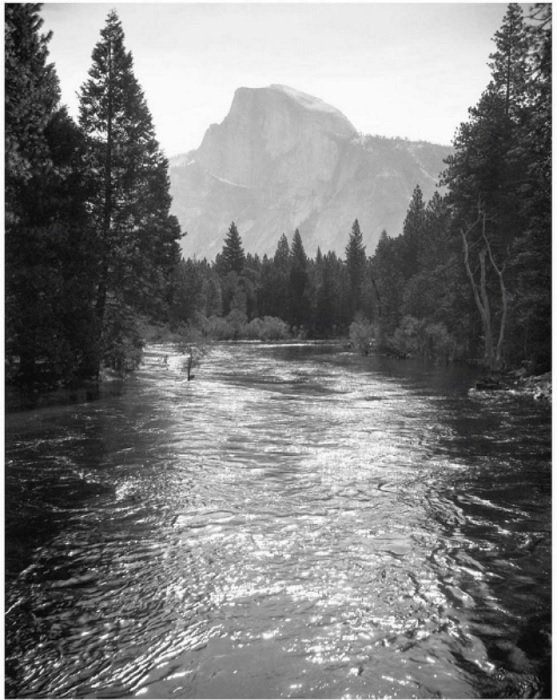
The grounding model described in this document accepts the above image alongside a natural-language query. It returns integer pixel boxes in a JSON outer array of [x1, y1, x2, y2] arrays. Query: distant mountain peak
[[266, 84, 353, 119], [169, 86, 451, 259], [226, 84, 358, 140]]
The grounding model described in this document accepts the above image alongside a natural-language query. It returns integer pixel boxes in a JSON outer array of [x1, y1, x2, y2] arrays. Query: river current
[[5, 342, 552, 698]]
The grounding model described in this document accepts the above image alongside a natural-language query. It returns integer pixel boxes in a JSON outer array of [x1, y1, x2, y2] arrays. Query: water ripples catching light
[[5, 342, 551, 698]]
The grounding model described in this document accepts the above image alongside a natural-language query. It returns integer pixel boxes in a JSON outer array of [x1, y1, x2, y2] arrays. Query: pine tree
[[370, 231, 405, 338], [289, 229, 310, 329], [441, 4, 536, 368], [270, 233, 291, 319], [315, 252, 341, 335], [489, 3, 530, 118], [507, 4, 552, 368], [400, 185, 426, 281], [402, 192, 462, 328], [5, 3, 59, 213], [274, 233, 291, 271], [219, 222, 246, 275], [345, 218, 367, 317], [6, 4, 99, 384], [78, 10, 181, 330]]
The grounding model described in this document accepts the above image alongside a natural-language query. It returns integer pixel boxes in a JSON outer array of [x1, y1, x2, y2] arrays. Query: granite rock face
[[169, 85, 452, 258]]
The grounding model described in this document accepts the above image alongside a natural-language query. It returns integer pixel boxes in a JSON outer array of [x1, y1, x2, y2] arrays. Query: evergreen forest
[[5, 3, 551, 391]]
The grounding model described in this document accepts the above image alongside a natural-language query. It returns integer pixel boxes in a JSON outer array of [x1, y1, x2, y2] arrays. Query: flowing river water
[[5, 342, 552, 699]]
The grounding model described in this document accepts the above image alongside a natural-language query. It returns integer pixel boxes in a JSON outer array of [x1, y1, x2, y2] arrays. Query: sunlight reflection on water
[[5, 342, 551, 699]]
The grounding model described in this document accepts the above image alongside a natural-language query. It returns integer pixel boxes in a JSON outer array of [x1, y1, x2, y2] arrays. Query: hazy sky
[[40, 2, 514, 157]]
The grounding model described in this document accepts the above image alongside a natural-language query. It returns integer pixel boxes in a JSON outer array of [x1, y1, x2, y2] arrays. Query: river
[[5, 342, 552, 698]]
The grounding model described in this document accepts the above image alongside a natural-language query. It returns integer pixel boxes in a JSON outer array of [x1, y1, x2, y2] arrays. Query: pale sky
[[40, 2, 515, 157]]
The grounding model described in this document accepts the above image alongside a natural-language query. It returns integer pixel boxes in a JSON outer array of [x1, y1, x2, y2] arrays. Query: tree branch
[[480, 210, 509, 365]]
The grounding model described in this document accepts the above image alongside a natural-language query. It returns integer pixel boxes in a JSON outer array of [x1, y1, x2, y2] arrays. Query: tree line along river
[[5, 342, 551, 698]]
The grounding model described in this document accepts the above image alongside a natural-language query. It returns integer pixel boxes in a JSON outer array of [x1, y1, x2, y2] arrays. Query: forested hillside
[[5, 3, 551, 389]]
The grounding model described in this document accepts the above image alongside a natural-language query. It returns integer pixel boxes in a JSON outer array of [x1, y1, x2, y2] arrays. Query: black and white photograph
[[4, 2, 552, 698]]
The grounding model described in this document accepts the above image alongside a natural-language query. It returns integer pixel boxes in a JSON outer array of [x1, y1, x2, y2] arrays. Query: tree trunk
[[371, 276, 382, 318], [477, 247, 498, 370], [461, 231, 495, 369], [461, 211, 508, 371], [481, 213, 509, 370]]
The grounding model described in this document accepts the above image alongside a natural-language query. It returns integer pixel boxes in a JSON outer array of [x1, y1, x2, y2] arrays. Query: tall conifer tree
[[442, 3, 547, 368], [78, 10, 181, 326], [219, 222, 246, 274], [345, 219, 367, 316], [5, 3, 59, 211], [270, 233, 291, 319], [508, 4, 552, 367], [289, 229, 310, 329], [6, 4, 99, 383], [400, 185, 426, 281], [274, 233, 291, 271], [316, 252, 341, 335]]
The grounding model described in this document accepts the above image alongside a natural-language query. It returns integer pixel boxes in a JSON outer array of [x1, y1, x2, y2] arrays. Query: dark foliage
[[6, 7, 182, 386], [5, 5, 99, 385]]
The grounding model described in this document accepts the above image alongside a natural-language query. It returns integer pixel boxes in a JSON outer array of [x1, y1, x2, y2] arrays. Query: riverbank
[[5, 321, 211, 412], [514, 371, 552, 402], [471, 370, 551, 403]]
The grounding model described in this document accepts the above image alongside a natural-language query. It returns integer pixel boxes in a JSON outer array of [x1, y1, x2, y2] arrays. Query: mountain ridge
[[169, 85, 452, 259]]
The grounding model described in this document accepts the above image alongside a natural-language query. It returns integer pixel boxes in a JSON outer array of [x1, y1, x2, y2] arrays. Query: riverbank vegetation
[[5, 4, 551, 390]]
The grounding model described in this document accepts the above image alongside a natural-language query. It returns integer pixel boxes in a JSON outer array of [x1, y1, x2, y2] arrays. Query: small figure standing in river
[[186, 351, 194, 381], [178, 344, 207, 380], [180, 348, 196, 380]]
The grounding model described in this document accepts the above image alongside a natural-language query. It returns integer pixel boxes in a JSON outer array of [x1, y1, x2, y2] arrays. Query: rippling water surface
[[5, 342, 551, 698]]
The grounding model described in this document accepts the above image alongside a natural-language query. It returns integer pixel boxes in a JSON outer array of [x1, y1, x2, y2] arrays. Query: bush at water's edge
[[138, 313, 292, 344]]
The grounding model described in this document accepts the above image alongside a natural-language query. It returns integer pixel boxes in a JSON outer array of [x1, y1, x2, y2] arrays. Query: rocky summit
[[169, 85, 452, 259]]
